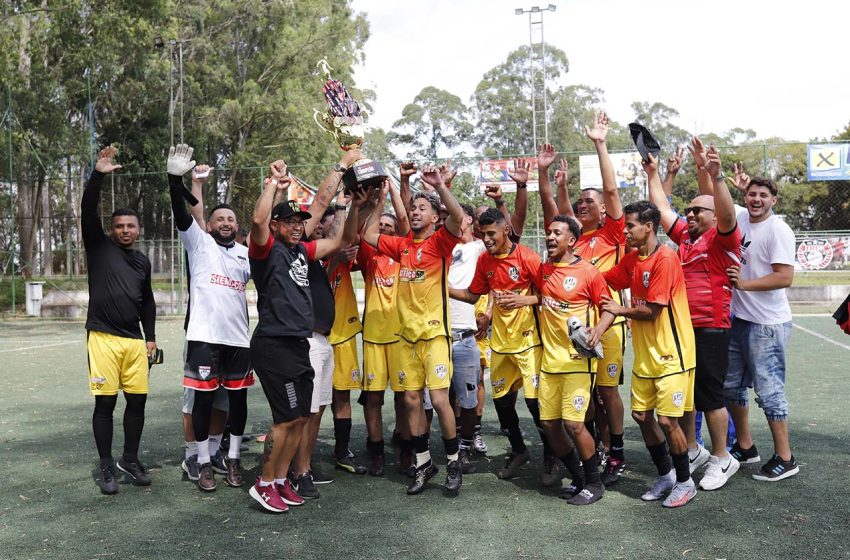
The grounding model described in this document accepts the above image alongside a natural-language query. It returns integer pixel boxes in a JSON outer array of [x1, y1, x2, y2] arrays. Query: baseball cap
[[628, 122, 661, 162], [271, 200, 312, 221]]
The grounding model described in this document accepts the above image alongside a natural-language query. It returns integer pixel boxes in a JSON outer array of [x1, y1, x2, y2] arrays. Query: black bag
[[833, 293, 850, 335]]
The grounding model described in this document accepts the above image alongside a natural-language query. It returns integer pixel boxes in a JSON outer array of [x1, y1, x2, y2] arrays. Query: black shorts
[[693, 328, 731, 412], [183, 341, 254, 391], [251, 336, 314, 424]]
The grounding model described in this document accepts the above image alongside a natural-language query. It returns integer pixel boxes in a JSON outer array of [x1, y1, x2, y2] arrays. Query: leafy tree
[[387, 86, 471, 160]]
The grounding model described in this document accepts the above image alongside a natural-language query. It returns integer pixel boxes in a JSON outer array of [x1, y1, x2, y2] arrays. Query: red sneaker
[[276, 479, 305, 506], [249, 478, 288, 513]]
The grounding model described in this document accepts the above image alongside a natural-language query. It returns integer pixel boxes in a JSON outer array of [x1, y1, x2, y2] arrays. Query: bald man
[[647, 139, 742, 491]]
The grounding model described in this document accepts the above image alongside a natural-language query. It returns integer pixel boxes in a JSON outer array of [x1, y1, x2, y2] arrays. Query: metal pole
[[86, 70, 96, 169], [179, 41, 184, 144], [168, 41, 175, 147], [6, 85, 15, 312]]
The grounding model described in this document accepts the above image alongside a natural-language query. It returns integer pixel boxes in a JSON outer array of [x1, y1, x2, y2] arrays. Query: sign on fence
[[579, 151, 647, 191], [478, 159, 539, 193], [807, 143, 850, 181], [795, 236, 850, 270]]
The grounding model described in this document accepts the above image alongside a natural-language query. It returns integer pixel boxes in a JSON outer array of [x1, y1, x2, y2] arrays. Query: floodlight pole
[[515, 4, 556, 150]]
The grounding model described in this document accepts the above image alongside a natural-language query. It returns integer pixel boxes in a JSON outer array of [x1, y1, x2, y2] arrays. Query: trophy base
[[342, 159, 388, 193]]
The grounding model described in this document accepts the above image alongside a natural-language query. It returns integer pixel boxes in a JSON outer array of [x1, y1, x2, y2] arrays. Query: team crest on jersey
[[198, 365, 211, 380], [416, 248, 423, 262], [351, 369, 361, 382], [672, 391, 684, 408], [508, 266, 520, 281], [607, 364, 618, 378], [572, 395, 586, 412], [642, 271, 650, 288], [398, 371, 406, 383], [388, 257, 394, 265], [435, 364, 448, 379], [563, 276, 577, 291]]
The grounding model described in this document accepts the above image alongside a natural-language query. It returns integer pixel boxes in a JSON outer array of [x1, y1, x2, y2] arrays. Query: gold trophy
[[313, 58, 387, 192]]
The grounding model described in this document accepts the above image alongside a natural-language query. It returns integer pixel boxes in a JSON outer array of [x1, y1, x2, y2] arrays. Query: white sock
[[274, 478, 287, 486], [209, 434, 222, 456], [415, 450, 432, 468], [447, 452, 459, 462], [185, 441, 198, 460], [259, 479, 273, 487], [228, 435, 242, 460], [197, 439, 211, 465]]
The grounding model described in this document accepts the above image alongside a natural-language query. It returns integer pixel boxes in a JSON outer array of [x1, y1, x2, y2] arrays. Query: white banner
[[579, 151, 647, 192]]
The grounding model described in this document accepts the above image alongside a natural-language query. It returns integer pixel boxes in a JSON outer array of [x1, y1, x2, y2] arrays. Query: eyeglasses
[[281, 219, 306, 228], [683, 206, 714, 216]]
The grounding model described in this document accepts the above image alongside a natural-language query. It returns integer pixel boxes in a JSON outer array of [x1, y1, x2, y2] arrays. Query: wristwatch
[[333, 163, 348, 173], [516, 183, 528, 189], [334, 204, 347, 212], [715, 171, 726, 181]]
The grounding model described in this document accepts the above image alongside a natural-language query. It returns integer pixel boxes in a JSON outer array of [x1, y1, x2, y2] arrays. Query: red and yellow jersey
[[376, 226, 459, 343], [328, 261, 363, 345], [469, 243, 541, 354], [575, 214, 626, 324], [604, 245, 695, 378], [534, 258, 610, 374], [359, 239, 401, 344]]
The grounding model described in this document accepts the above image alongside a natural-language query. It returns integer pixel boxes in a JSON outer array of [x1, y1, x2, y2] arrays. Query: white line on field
[[0, 340, 80, 353], [793, 324, 850, 351]]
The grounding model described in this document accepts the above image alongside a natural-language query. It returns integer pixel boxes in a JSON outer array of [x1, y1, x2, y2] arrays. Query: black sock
[[334, 418, 352, 459], [559, 448, 585, 487], [671, 451, 690, 483], [93, 395, 117, 460], [475, 415, 483, 433], [610, 433, 625, 461], [226, 389, 248, 436], [647, 442, 672, 476], [494, 395, 526, 453], [460, 437, 473, 451], [582, 452, 602, 485], [122, 393, 146, 463], [443, 437, 459, 458], [584, 420, 597, 441], [366, 438, 384, 458], [525, 398, 552, 457]]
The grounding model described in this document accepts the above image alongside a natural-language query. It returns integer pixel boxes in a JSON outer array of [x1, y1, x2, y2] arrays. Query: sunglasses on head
[[683, 206, 714, 216]]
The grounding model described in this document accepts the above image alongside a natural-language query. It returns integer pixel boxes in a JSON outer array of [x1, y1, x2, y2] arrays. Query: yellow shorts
[[87, 331, 149, 396], [332, 337, 362, 391], [539, 372, 593, 422], [630, 369, 695, 418], [477, 336, 491, 368], [398, 336, 452, 391], [595, 323, 626, 388], [490, 346, 541, 400], [362, 341, 404, 392]]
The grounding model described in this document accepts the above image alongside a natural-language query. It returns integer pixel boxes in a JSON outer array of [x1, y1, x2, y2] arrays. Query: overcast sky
[[351, 0, 849, 148]]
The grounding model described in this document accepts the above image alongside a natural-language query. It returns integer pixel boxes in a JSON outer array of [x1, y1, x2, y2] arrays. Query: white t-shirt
[[180, 220, 251, 347], [449, 239, 486, 331], [731, 213, 795, 324]]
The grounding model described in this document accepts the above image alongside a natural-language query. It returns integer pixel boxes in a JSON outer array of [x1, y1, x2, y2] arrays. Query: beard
[[210, 229, 237, 245]]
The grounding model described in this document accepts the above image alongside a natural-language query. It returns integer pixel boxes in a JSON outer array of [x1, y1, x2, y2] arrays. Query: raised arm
[[586, 111, 622, 219], [82, 146, 123, 248], [361, 181, 389, 249], [555, 158, 574, 216], [704, 144, 737, 234], [304, 149, 363, 239], [661, 146, 684, 198], [484, 184, 513, 227], [189, 165, 213, 228], [507, 158, 530, 235], [730, 162, 750, 195], [644, 153, 678, 232], [388, 180, 411, 237], [421, 164, 463, 237], [251, 174, 290, 247], [688, 136, 714, 196], [166, 144, 198, 232], [314, 190, 362, 260], [535, 144, 560, 225], [399, 161, 416, 216]]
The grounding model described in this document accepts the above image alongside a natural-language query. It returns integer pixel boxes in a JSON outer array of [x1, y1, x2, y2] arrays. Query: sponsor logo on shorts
[[642, 271, 650, 288], [90, 376, 106, 384], [398, 371, 406, 383], [563, 276, 577, 291], [285, 382, 298, 409], [198, 365, 211, 379], [607, 364, 618, 378], [672, 391, 684, 408], [367, 373, 375, 381], [435, 364, 448, 380], [530, 374, 539, 388], [572, 395, 586, 412], [508, 266, 520, 282], [351, 369, 361, 381], [492, 377, 506, 391]]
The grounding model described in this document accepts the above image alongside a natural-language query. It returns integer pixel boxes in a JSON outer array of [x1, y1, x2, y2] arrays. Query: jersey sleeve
[[377, 233, 405, 261], [603, 257, 631, 291], [667, 217, 688, 245], [178, 219, 207, 254], [468, 253, 491, 295], [430, 225, 462, 257], [769, 222, 796, 266], [646, 252, 678, 306], [600, 213, 626, 244], [301, 240, 317, 262], [587, 267, 611, 308], [358, 238, 376, 277], [523, 249, 542, 289], [248, 233, 274, 260]]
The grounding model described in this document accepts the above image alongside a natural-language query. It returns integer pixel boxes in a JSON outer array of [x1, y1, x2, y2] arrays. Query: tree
[[387, 86, 471, 160]]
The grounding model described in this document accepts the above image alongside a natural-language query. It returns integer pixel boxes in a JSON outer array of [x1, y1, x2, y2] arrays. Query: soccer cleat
[[497, 450, 530, 480], [601, 458, 626, 487], [699, 454, 740, 491], [181, 454, 200, 482], [752, 454, 799, 482], [336, 455, 368, 475], [557, 480, 583, 500], [472, 432, 488, 454], [98, 459, 119, 495], [276, 479, 305, 506], [293, 473, 320, 499], [662, 478, 697, 508], [249, 479, 288, 513], [398, 449, 415, 477], [688, 445, 710, 473], [458, 448, 477, 474], [540, 455, 560, 487], [309, 464, 334, 485], [640, 471, 676, 501], [407, 462, 439, 495], [596, 441, 609, 469], [197, 462, 216, 492], [445, 460, 462, 493], [567, 482, 605, 506], [368, 454, 385, 477], [116, 457, 151, 486], [224, 457, 243, 487], [730, 441, 761, 465], [210, 450, 227, 475]]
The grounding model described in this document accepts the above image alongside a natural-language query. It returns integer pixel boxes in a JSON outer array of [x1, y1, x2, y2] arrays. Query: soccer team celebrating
[[82, 111, 799, 512]]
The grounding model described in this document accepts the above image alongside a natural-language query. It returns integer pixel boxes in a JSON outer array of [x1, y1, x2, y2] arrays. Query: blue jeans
[[451, 333, 480, 409], [723, 318, 792, 421]]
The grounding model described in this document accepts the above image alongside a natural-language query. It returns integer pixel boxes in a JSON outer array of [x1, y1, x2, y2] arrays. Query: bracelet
[[334, 204, 347, 211], [495, 199, 505, 207], [516, 183, 527, 189]]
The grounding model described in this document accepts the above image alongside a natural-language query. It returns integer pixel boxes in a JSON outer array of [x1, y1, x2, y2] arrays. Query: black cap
[[271, 200, 312, 221], [628, 122, 661, 162]]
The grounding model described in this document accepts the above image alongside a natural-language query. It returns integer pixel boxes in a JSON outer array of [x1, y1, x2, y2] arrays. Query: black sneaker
[[540, 455, 560, 487], [458, 448, 477, 474], [407, 462, 439, 495], [293, 472, 320, 499], [497, 450, 529, 480], [98, 459, 119, 495], [557, 480, 583, 500], [567, 482, 605, 506], [601, 458, 626, 487], [445, 460, 462, 494], [752, 454, 799, 482], [197, 462, 217, 492], [224, 457, 243, 488], [368, 454, 385, 477], [181, 454, 200, 482], [116, 457, 151, 486], [310, 464, 334, 484], [210, 450, 228, 474], [730, 441, 761, 465], [336, 455, 367, 475]]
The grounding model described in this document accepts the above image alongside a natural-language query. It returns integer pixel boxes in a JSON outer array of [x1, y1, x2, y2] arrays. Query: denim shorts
[[451, 334, 480, 409], [723, 318, 792, 421]]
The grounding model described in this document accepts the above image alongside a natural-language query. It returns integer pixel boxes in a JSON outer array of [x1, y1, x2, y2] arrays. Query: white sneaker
[[472, 432, 488, 454], [688, 445, 710, 473], [640, 471, 676, 501], [699, 454, 740, 491], [662, 478, 697, 508]]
